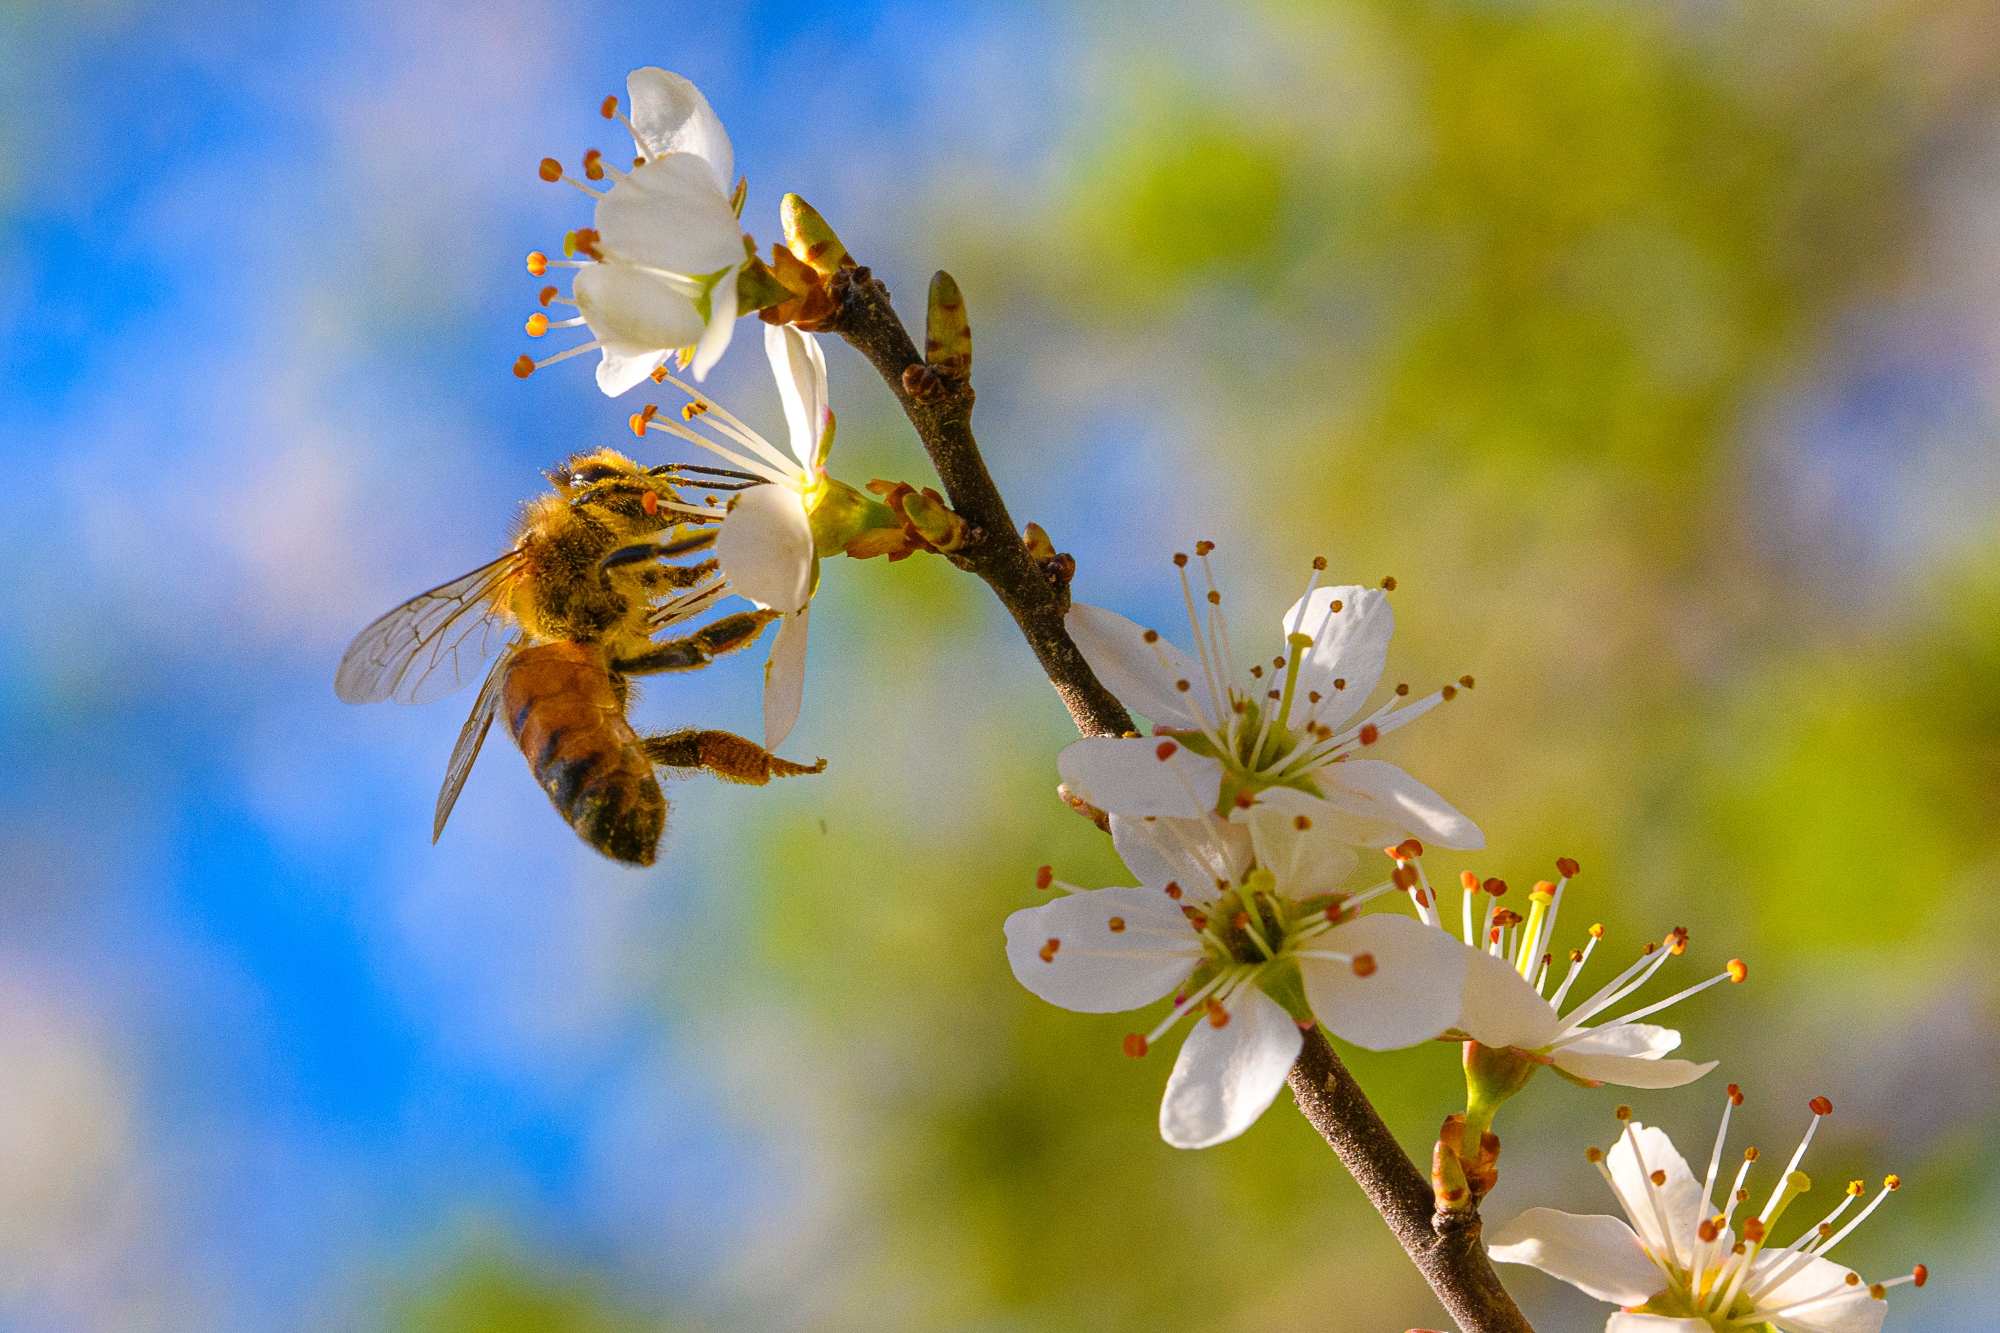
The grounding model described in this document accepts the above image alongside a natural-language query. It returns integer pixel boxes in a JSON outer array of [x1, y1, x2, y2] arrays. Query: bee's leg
[[640, 729, 827, 785], [600, 529, 717, 573], [636, 557, 719, 591], [612, 610, 777, 675]]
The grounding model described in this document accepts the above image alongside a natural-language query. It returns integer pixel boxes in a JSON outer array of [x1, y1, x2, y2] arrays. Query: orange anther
[[1392, 865, 1417, 890], [1205, 589, 1221, 605], [1142, 629, 1159, 643], [1123, 1033, 1148, 1058], [1108, 917, 1126, 934], [1395, 682, 1410, 696], [1460, 871, 1479, 891], [512, 355, 535, 379], [1035, 865, 1053, 890], [1614, 1105, 1632, 1120], [1441, 685, 1457, 700], [526, 251, 549, 276], [539, 157, 563, 182], [1154, 740, 1178, 761], [1885, 1174, 1901, 1191], [1650, 1169, 1667, 1186], [526, 312, 549, 336], [1351, 953, 1377, 977], [1914, 1265, 1928, 1287], [1397, 838, 1424, 859], [1727, 959, 1748, 983], [583, 148, 604, 181], [1728, 1083, 1743, 1106], [1194, 540, 1214, 556], [1588, 922, 1604, 938], [1584, 1146, 1604, 1163], [1869, 1284, 1886, 1300], [1485, 878, 1508, 897], [1164, 881, 1182, 899], [538, 285, 559, 307], [1039, 938, 1060, 963], [1233, 793, 1252, 809], [1745, 1148, 1760, 1162], [1311, 556, 1327, 570], [651, 366, 670, 383], [1172, 552, 1189, 567], [1810, 1096, 1833, 1117], [642, 491, 659, 516], [1359, 724, 1379, 745], [1206, 1001, 1230, 1028], [1380, 575, 1397, 591], [600, 94, 619, 119], [1458, 675, 1476, 688], [1556, 857, 1580, 878], [1293, 814, 1312, 831], [1698, 1219, 1720, 1242], [1230, 911, 1249, 930]]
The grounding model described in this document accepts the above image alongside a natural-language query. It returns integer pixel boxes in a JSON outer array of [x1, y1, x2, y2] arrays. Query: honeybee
[[336, 448, 824, 865]]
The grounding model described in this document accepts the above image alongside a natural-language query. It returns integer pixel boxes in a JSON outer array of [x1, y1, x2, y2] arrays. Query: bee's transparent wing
[[336, 552, 523, 706], [432, 643, 516, 844]]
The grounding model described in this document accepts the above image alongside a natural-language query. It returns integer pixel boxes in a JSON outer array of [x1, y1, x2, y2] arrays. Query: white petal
[[762, 606, 808, 749], [576, 265, 703, 359], [1315, 759, 1484, 850], [1064, 603, 1205, 731], [1003, 885, 1199, 1013], [1487, 1207, 1667, 1306], [593, 343, 672, 398], [626, 67, 735, 191], [1557, 1052, 1717, 1090], [690, 259, 740, 382], [593, 156, 742, 278], [1109, 812, 1249, 904], [765, 323, 829, 467], [1284, 585, 1391, 732], [1301, 914, 1468, 1050], [1456, 945, 1564, 1050], [1234, 788, 1362, 894], [1556, 1023, 1682, 1060], [714, 485, 814, 613], [1603, 1122, 1704, 1265], [1057, 736, 1222, 818], [1753, 1254, 1885, 1333], [1606, 1317, 1710, 1333], [1158, 986, 1301, 1149]]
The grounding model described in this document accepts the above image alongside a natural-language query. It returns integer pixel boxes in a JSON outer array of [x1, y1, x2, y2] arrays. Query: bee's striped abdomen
[[502, 642, 665, 865]]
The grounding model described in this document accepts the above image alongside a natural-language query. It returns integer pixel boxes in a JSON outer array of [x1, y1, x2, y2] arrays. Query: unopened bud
[[925, 271, 972, 379], [781, 194, 850, 276]]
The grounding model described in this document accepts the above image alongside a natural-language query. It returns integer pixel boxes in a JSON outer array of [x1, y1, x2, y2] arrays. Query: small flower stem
[[1289, 1029, 1536, 1333], [824, 258, 1530, 1331], [822, 268, 1135, 739]]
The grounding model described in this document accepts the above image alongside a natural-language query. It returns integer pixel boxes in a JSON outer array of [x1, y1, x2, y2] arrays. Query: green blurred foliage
[[389, 1244, 673, 1333]]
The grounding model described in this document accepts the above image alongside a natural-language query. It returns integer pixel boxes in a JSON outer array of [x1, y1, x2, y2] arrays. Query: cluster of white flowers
[[510, 62, 1928, 1330], [1004, 551, 1924, 1325]]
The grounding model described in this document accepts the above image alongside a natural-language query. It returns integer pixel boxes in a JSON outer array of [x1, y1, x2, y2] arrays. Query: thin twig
[[1288, 1031, 1534, 1332], [826, 269, 1532, 1332], [827, 268, 1134, 739]]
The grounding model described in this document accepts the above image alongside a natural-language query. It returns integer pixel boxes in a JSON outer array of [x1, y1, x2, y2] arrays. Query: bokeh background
[[2, 0, 1997, 1329]]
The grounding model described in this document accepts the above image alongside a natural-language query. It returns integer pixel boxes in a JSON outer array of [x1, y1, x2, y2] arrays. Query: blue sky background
[[4, 2, 2000, 1330]]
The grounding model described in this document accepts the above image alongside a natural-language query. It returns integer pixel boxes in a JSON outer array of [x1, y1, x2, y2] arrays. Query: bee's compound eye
[[570, 464, 622, 484]]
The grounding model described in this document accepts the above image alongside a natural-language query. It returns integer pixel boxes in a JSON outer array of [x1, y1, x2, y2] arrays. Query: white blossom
[[1489, 1088, 1926, 1332], [1004, 791, 1469, 1149], [516, 68, 747, 393], [1058, 551, 1480, 854], [635, 323, 831, 747], [1441, 861, 1739, 1091]]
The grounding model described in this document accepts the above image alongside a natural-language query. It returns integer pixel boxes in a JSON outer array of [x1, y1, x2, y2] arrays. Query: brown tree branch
[[826, 267, 1134, 739], [826, 268, 1531, 1333], [1288, 1031, 1534, 1333]]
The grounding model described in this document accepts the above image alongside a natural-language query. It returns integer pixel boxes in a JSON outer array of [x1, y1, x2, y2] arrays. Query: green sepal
[[1255, 958, 1315, 1027], [808, 477, 902, 558], [1462, 1041, 1543, 1144], [736, 253, 794, 313]]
